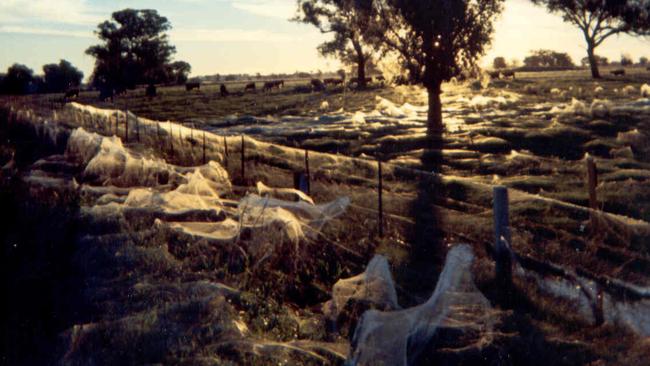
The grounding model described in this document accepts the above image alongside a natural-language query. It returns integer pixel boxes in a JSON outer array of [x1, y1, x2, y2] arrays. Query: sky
[[0, 0, 648, 80]]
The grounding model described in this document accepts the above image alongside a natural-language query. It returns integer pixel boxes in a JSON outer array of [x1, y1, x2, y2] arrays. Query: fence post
[[240, 135, 245, 182], [124, 103, 128, 143], [202, 131, 206, 164], [304, 149, 311, 195], [114, 110, 118, 136], [135, 116, 140, 142], [586, 156, 598, 233], [493, 185, 513, 304], [224, 136, 229, 171], [169, 122, 174, 157], [378, 158, 384, 238]]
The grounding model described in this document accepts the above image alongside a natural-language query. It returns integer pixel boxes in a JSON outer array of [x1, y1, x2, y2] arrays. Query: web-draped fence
[[2, 98, 650, 335]]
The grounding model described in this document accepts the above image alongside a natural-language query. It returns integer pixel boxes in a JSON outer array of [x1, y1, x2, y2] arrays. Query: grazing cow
[[323, 78, 344, 86], [611, 69, 625, 76], [220, 84, 229, 97], [262, 80, 284, 92], [146, 84, 157, 97], [244, 82, 256, 92], [488, 71, 501, 79], [64, 88, 79, 101], [311, 79, 326, 91], [375, 75, 385, 82], [502, 70, 516, 79], [99, 87, 114, 102], [186, 82, 201, 91]]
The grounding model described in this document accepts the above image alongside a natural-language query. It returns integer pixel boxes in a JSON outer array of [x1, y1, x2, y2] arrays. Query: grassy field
[[2, 66, 650, 365]]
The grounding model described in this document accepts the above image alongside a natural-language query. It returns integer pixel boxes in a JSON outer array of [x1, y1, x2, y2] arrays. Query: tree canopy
[[531, 0, 650, 77], [359, 0, 504, 135], [294, 0, 373, 87], [42, 60, 84, 93], [523, 49, 575, 69], [86, 9, 190, 94], [0, 64, 35, 95], [493, 56, 508, 69]]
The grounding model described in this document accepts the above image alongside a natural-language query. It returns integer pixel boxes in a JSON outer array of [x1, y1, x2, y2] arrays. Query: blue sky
[[0, 0, 648, 80]]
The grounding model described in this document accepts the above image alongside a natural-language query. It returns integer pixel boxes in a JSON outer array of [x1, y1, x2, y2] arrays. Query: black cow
[[323, 78, 344, 86], [220, 84, 229, 97], [186, 82, 201, 91], [488, 71, 501, 79], [262, 80, 284, 92], [146, 84, 157, 97], [611, 69, 625, 76], [244, 82, 256, 92], [311, 79, 326, 91]]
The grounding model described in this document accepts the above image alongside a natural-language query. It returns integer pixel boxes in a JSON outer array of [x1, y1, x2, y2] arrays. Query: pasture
[[2, 66, 650, 365]]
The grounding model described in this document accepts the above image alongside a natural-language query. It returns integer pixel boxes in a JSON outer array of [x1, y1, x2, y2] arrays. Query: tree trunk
[[357, 57, 367, 89], [587, 42, 601, 79], [427, 83, 443, 139], [423, 82, 443, 171]]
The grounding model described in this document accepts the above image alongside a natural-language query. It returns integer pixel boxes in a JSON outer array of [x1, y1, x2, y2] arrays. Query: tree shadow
[[397, 134, 446, 303]]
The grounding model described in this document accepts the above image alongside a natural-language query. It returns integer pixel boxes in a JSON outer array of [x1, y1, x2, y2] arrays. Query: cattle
[[502, 70, 516, 79], [375, 75, 386, 82], [186, 82, 201, 91], [611, 69, 625, 76], [311, 79, 326, 91], [349, 77, 373, 86], [244, 82, 256, 92], [220, 84, 229, 97], [262, 80, 284, 92], [64, 88, 79, 101], [99, 87, 114, 102], [323, 78, 344, 86], [488, 71, 501, 79], [146, 84, 157, 97]]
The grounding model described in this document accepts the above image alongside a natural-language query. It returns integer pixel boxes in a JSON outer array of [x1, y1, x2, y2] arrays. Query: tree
[[531, 0, 650, 78], [86, 9, 189, 95], [581, 54, 608, 67], [493, 56, 507, 69], [523, 49, 575, 68], [42, 60, 84, 93], [294, 0, 373, 88], [361, 0, 504, 138], [640, 56, 648, 65], [0, 64, 35, 95]]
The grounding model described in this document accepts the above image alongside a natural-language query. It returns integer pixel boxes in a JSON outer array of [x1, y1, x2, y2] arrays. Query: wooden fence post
[[124, 103, 128, 143], [135, 116, 140, 142], [202, 131, 206, 164], [587, 156, 598, 233], [240, 135, 245, 182], [378, 158, 384, 238], [493, 185, 513, 304], [304, 149, 311, 195], [224, 136, 229, 170]]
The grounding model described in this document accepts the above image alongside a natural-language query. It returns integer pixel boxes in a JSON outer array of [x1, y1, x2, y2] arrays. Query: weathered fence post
[[135, 116, 140, 142], [124, 103, 128, 143], [240, 135, 245, 182], [493, 185, 513, 304], [304, 149, 311, 195], [587, 156, 598, 234], [224, 136, 229, 170], [378, 158, 384, 238], [202, 131, 206, 164]]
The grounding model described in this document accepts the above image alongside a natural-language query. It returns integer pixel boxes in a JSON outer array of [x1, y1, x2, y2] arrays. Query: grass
[[2, 67, 650, 364]]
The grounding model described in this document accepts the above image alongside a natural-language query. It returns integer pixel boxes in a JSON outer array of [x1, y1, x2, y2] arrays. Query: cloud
[[230, 0, 295, 19], [0, 25, 93, 38], [0, 0, 101, 25], [170, 27, 299, 42]]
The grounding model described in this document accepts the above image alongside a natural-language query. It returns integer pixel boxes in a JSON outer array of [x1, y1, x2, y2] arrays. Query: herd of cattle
[[64, 66, 640, 102]]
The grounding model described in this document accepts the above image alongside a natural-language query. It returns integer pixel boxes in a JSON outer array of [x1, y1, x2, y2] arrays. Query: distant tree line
[[0, 60, 83, 95]]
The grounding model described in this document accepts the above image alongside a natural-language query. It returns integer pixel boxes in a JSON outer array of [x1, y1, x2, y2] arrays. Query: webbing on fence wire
[[6, 101, 650, 237]]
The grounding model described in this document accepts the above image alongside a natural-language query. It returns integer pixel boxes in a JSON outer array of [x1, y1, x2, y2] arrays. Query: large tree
[[523, 49, 575, 68], [0, 64, 35, 95], [42, 60, 84, 93], [86, 9, 188, 94], [361, 0, 504, 141], [531, 0, 650, 78], [294, 0, 373, 88]]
